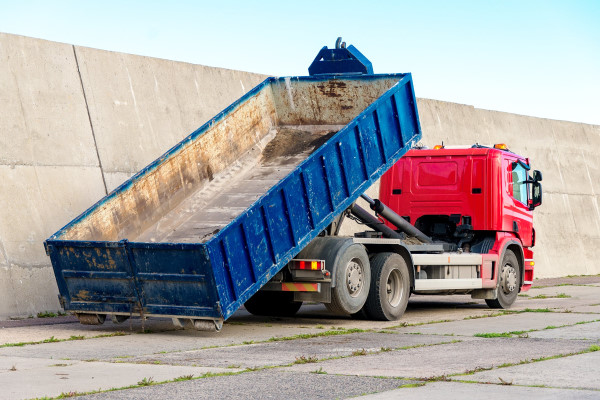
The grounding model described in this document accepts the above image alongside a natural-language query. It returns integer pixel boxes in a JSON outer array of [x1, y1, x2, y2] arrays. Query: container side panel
[[128, 244, 221, 318], [222, 225, 256, 299], [358, 114, 385, 176], [303, 157, 334, 221], [338, 130, 367, 194], [282, 173, 312, 244], [395, 82, 421, 146], [207, 242, 236, 308], [244, 209, 275, 277], [263, 191, 296, 257], [377, 98, 402, 158], [322, 146, 348, 207]]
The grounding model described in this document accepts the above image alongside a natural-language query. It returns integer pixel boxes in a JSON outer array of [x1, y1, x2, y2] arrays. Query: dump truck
[[45, 39, 542, 330]]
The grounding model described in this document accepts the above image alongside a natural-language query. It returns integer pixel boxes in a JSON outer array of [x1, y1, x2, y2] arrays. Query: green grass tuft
[[474, 332, 512, 338], [294, 355, 318, 364]]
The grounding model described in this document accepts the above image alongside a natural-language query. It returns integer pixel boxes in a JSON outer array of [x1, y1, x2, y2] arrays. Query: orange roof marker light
[[433, 144, 444, 150], [494, 143, 509, 150]]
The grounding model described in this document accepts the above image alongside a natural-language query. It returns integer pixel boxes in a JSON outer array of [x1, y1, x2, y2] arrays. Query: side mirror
[[533, 170, 542, 182], [530, 181, 542, 210]]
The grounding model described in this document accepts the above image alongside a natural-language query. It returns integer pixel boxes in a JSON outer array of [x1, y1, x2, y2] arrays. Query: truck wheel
[[325, 243, 370, 315], [244, 291, 302, 317], [364, 252, 410, 321], [486, 250, 520, 309]]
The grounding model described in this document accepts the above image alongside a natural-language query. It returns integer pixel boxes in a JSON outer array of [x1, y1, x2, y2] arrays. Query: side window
[[511, 162, 529, 204]]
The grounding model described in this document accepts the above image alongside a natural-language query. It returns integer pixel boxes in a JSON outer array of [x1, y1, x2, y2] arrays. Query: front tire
[[486, 250, 520, 309], [363, 253, 410, 321]]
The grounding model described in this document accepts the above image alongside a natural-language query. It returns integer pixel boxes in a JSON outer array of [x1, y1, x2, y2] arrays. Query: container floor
[[136, 126, 339, 243]]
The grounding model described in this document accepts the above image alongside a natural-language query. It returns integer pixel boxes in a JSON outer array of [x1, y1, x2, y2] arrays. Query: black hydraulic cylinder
[[361, 194, 432, 243], [349, 204, 405, 240]]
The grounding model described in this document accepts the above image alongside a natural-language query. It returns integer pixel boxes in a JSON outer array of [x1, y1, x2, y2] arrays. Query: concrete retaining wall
[[1, 33, 598, 319]]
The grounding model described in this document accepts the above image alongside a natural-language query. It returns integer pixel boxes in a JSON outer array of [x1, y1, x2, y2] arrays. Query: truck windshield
[[511, 162, 529, 204]]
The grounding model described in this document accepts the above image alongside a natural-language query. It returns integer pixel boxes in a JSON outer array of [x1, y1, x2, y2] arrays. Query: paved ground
[[0, 278, 599, 399]]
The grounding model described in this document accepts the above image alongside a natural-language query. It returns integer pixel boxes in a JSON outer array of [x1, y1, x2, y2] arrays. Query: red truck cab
[[380, 144, 542, 299]]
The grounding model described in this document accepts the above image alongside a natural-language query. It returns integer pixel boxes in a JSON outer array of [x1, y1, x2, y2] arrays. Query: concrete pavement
[[0, 277, 598, 399]]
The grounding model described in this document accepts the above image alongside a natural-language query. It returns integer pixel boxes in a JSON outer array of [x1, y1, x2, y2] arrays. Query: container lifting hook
[[335, 37, 347, 49]]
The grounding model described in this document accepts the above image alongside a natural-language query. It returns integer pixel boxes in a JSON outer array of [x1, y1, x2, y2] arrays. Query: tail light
[[289, 259, 325, 271]]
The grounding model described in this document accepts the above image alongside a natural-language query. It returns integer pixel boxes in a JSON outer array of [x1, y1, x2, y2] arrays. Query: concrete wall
[[0, 33, 267, 319], [1, 33, 598, 319]]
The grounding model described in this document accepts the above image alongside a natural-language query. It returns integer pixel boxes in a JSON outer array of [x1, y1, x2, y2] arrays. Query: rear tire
[[326, 243, 370, 315], [363, 252, 410, 321], [244, 291, 302, 317], [486, 250, 520, 309]]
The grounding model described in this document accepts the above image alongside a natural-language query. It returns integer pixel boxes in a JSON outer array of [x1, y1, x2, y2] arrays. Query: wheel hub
[[500, 264, 518, 294], [386, 269, 403, 307], [346, 259, 364, 298]]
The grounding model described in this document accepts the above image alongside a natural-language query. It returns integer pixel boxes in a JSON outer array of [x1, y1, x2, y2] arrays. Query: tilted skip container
[[45, 73, 422, 328]]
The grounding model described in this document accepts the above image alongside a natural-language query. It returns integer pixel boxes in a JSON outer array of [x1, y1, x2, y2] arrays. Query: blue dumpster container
[[45, 73, 422, 326]]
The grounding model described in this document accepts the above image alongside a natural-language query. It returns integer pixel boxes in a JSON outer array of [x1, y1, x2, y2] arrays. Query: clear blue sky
[[1, 0, 599, 125]]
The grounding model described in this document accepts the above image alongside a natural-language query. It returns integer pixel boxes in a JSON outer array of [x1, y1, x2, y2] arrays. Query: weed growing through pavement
[[137, 377, 154, 386], [57, 391, 80, 398], [398, 382, 426, 388], [474, 332, 512, 338], [37, 311, 66, 318], [267, 328, 365, 342], [174, 375, 194, 381], [529, 293, 571, 300], [294, 355, 319, 364]]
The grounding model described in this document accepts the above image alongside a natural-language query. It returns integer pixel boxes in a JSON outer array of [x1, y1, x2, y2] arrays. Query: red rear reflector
[[290, 259, 325, 270]]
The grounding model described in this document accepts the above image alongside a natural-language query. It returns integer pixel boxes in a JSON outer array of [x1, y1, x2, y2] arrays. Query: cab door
[[502, 156, 533, 246]]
